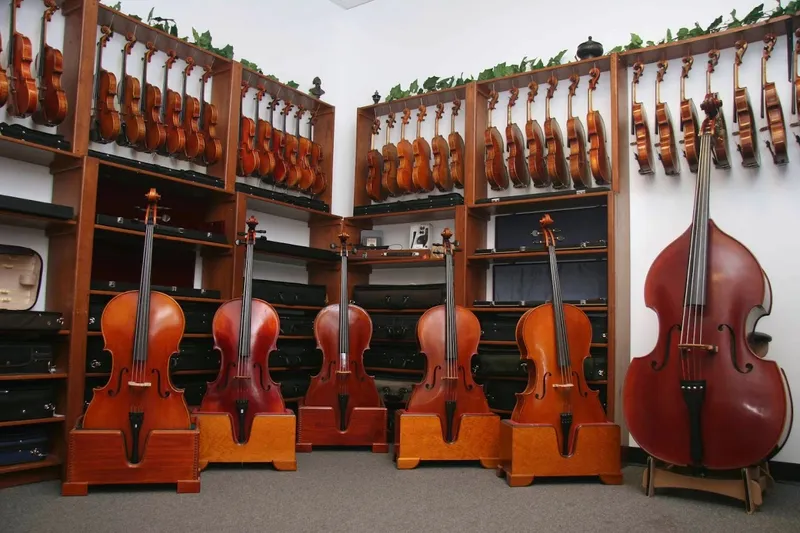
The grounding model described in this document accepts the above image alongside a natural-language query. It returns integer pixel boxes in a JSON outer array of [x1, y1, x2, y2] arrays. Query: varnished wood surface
[[296, 406, 387, 452], [196, 412, 296, 470]]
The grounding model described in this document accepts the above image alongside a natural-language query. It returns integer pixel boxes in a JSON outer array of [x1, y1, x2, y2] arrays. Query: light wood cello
[[733, 40, 760, 168], [631, 61, 654, 174], [655, 60, 680, 175], [566, 74, 590, 188], [679, 56, 700, 173], [525, 82, 548, 187], [761, 34, 788, 165], [587, 67, 611, 185]]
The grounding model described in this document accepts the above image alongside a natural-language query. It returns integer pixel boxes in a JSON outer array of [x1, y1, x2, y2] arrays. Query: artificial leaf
[[547, 50, 567, 66], [130, 14, 141, 21], [676, 27, 690, 40], [266, 74, 279, 82], [742, 4, 764, 24], [454, 73, 465, 86], [409, 79, 419, 93], [529, 58, 545, 71], [386, 84, 403, 102], [666, 28, 673, 42], [477, 67, 494, 81], [492, 62, 509, 78], [436, 76, 454, 90], [518, 56, 529, 72], [423, 76, 440, 91], [646, 40, 656, 47], [214, 44, 234, 59], [147, 7, 154, 22], [705, 15, 723, 33], [110, 2, 121, 9], [609, 45, 623, 53], [241, 59, 262, 74], [287, 81, 299, 89]]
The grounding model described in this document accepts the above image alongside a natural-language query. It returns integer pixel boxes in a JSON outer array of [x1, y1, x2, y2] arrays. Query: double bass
[[623, 94, 793, 470], [82, 189, 192, 464], [513, 214, 607, 456], [525, 82, 548, 187], [545, 76, 570, 189], [506, 87, 530, 187], [381, 112, 400, 196], [587, 67, 611, 185], [484, 90, 509, 190], [707, 50, 731, 168], [33, 0, 67, 126], [118, 33, 145, 147], [92, 26, 120, 143], [448, 98, 465, 188], [631, 62, 654, 174], [142, 42, 166, 153], [304, 228, 382, 431], [412, 104, 434, 192], [396, 108, 414, 193], [566, 74, 590, 188], [366, 118, 386, 201], [761, 34, 788, 165], [199, 217, 285, 443], [733, 40, 760, 168], [9, 0, 37, 118], [679, 56, 700, 173], [431, 103, 452, 192], [655, 60, 680, 175], [405, 228, 491, 443]]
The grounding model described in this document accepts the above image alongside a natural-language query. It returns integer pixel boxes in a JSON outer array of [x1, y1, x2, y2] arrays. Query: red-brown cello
[[405, 228, 491, 443], [82, 189, 191, 464], [199, 217, 285, 443], [304, 227, 382, 431], [623, 94, 793, 470]]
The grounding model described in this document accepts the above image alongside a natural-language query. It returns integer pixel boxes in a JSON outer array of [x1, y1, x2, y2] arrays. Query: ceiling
[[327, 0, 376, 9]]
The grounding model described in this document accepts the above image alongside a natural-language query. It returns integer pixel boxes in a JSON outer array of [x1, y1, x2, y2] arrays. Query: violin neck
[[181, 72, 188, 121], [199, 78, 206, 122], [547, 244, 570, 371], [39, 11, 48, 81], [120, 51, 128, 102], [685, 125, 713, 307], [132, 222, 156, 365], [339, 252, 349, 357], [93, 41, 103, 107], [238, 241, 255, 361], [588, 87, 594, 113]]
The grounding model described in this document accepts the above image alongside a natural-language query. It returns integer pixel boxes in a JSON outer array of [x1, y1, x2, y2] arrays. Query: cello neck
[[132, 201, 157, 365], [546, 242, 570, 371], [339, 243, 349, 360], [239, 235, 255, 363], [445, 243, 456, 370]]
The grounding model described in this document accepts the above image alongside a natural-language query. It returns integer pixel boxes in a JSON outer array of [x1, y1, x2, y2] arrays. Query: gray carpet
[[2, 453, 800, 533]]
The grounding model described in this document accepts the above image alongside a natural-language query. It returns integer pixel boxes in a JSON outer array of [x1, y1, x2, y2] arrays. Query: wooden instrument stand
[[196, 411, 297, 471], [296, 405, 388, 452], [642, 456, 772, 514], [62, 422, 200, 496], [393, 411, 500, 469], [495, 420, 623, 487]]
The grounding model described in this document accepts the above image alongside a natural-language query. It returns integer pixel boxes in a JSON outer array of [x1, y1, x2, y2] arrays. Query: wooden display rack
[[196, 412, 297, 471], [642, 456, 772, 514], [296, 406, 388, 453], [393, 411, 500, 469], [62, 424, 200, 496], [496, 420, 622, 487]]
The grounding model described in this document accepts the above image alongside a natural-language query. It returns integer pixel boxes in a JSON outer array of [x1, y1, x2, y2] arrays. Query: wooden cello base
[[496, 420, 623, 487], [62, 425, 200, 496], [393, 410, 500, 469], [296, 406, 388, 453], [642, 456, 772, 514], [196, 411, 297, 471]]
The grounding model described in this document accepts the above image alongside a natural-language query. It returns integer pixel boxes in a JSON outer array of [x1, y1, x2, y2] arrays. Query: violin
[[545, 76, 570, 189], [180, 57, 204, 161], [236, 83, 259, 177], [396, 108, 415, 193], [448, 98, 466, 189], [623, 94, 793, 470], [297, 108, 316, 191], [706, 50, 731, 168], [655, 60, 680, 175], [199, 66, 222, 165], [381, 112, 401, 196], [567, 74, 590, 188], [33, 0, 67, 126], [82, 189, 192, 464], [484, 89, 509, 190], [412, 104, 434, 192], [432, 103, 453, 191], [761, 34, 788, 165], [406, 228, 491, 442], [162, 51, 185, 157], [587, 67, 611, 185], [631, 62, 655, 175], [142, 42, 166, 153], [795, 30, 800, 124], [733, 40, 760, 168], [199, 217, 285, 443], [525, 82, 548, 187], [304, 227, 382, 431], [679, 56, 700, 173], [284, 106, 303, 189], [272, 101, 293, 185], [117, 33, 145, 147], [253, 87, 275, 177], [513, 214, 607, 455], [8, 0, 37, 118], [93, 26, 120, 143], [0, 31, 8, 109], [506, 87, 530, 187], [309, 111, 327, 195], [366, 118, 386, 201]]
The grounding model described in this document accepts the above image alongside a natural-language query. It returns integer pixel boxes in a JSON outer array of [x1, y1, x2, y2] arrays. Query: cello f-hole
[[572, 371, 589, 397], [458, 366, 474, 391], [152, 369, 170, 398], [425, 364, 442, 389], [108, 367, 129, 397], [534, 372, 551, 400]]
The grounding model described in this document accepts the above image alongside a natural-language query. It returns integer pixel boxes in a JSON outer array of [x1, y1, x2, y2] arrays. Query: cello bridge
[[335, 370, 352, 376], [127, 381, 152, 388], [552, 383, 574, 389], [678, 343, 718, 354]]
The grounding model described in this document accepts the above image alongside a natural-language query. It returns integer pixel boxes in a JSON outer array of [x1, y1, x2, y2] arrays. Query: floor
[[1, 453, 799, 533]]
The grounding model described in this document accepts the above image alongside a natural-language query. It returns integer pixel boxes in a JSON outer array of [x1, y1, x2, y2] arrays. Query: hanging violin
[[381, 112, 401, 196], [199, 66, 222, 165], [412, 104, 434, 192], [761, 34, 788, 165], [545, 76, 570, 188], [236, 83, 259, 176], [269, 98, 287, 182], [448, 98, 465, 189], [0, 31, 8, 109], [587, 67, 611, 185], [707, 50, 731, 168], [142, 42, 166, 153], [567, 74, 590, 187], [253, 87, 275, 178], [9, 0, 37, 118], [679, 56, 700, 173], [309, 111, 327, 195], [631, 62, 654, 175], [431, 103, 453, 192], [396, 108, 415, 193], [92, 26, 120, 143], [525, 82, 548, 187], [733, 40, 760, 168], [33, 0, 67, 126], [162, 51, 185, 157], [655, 60, 680, 175], [484, 89, 509, 190], [366, 118, 386, 201], [117, 33, 145, 147], [284, 106, 303, 189], [506, 87, 530, 187], [180, 57, 204, 161], [272, 101, 293, 185], [297, 108, 316, 191]]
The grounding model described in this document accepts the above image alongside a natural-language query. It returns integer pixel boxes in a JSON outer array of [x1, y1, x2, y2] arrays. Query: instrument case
[[277, 309, 316, 337], [363, 346, 424, 371], [91, 149, 225, 189], [473, 346, 527, 378], [0, 194, 74, 221], [235, 182, 330, 213], [0, 382, 57, 422], [482, 380, 526, 412], [0, 342, 55, 374], [353, 284, 445, 310], [373, 377, 416, 405], [270, 340, 322, 369], [90, 280, 221, 300], [170, 376, 208, 407], [0, 122, 70, 151], [0, 426, 49, 466], [371, 315, 421, 342], [477, 311, 607, 343], [353, 192, 463, 216], [492, 258, 607, 304], [254, 239, 338, 262], [278, 372, 311, 400], [494, 205, 608, 250], [0, 246, 64, 332], [251, 279, 327, 308], [96, 214, 228, 245]]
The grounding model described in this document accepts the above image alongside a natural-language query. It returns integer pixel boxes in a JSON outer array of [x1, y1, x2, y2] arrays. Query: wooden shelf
[[468, 248, 607, 264], [366, 367, 423, 376], [0, 415, 66, 429], [89, 290, 224, 304], [253, 248, 337, 267], [94, 157, 230, 195], [0, 373, 68, 381], [349, 205, 459, 225], [271, 303, 324, 311], [475, 55, 612, 94], [469, 306, 608, 313], [490, 408, 512, 415], [173, 369, 218, 376], [94, 224, 233, 250], [361, 308, 427, 314], [241, 68, 333, 115], [479, 340, 608, 348], [469, 190, 610, 216], [86, 331, 212, 338], [350, 257, 445, 269], [0, 456, 61, 476], [239, 191, 339, 223], [0, 134, 80, 167], [271, 366, 319, 372], [361, 85, 468, 117], [279, 335, 314, 341], [0, 210, 76, 231], [588, 380, 608, 386]]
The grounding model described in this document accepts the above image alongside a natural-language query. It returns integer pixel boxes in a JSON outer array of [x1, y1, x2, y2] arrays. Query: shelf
[[490, 408, 512, 415], [271, 303, 324, 311], [271, 366, 319, 372], [479, 340, 609, 348], [173, 369, 218, 376], [366, 367, 423, 376], [468, 248, 607, 265], [279, 335, 314, 341], [0, 455, 61, 476], [0, 210, 76, 231], [361, 308, 427, 314], [476, 55, 612, 94], [349, 205, 458, 225], [86, 332, 212, 338], [469, 306, 608, 313], [470, 190, 610, 216], [242, 68, 334, 114], [94, 157, 229, 195], [361, 85, 469, 117], [253, 247, 338, 267], [94, 224, 233, 250], [239, 190, 339, 223], [89, 290, 224, 304], [587, 380, 608, 386], [477, 375, 526, 382], [350, 257, 445, 269], [0, 373, 67, 381], [0, 415, 66, 428], [0, 134, 79, 167]]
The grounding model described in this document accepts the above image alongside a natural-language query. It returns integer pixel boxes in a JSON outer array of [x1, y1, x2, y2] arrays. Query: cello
[[92, 26, 120, 143], [8, 0, 37, 118], [366, 118, 386, 201], [706, 50, 731, 168], [304, 227, 382, 431], [679, 56, 700, 173], [448, 98, 465, 189], [566, 74, 590, 188], [506, 87, 530, 187], [761, 34, 788, 165], [587, 67, 611, 185], [733, 40, 760, 168], [236, 83, 259, 176], [82, 189, 192, 464], [545, 76, 570, 189], [655, 60, 680, 175], [181, 57, 204, 161], [622, 94, 793, 470], [33, 0, 67, 126], [405, 228, 491, 443], [412, 104, 434, 192], [199, 66, 222, 165], [381, 112, 400, 196], [142, 42, 166, 153], [513, 214, 607, 456], [525, 82, 548, 187], [396, 108, 415, 193], [199, 217, 285, 443], [117, 33, 145, 147], [309, 111, 327, 195], [431, 103, 452, 192], [484, 89, 509, 190], [631, 62, 655, 174]]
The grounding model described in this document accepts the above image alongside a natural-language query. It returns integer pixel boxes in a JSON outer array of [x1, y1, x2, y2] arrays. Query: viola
[[93, 26, 120, 143], [82, 189, 192, 464], [412, 104, 434, 192], [296, 108, 316, 191], [506, 87, 530, 187], [733, 40, 760, 168], [448, 98, 465, 189], [406, 228, 491, 442], [366, 118, 386, 201], [304, 227, 382, 431], [253, 87, 275, 178], [484, 89, 509, 190], [396, 108, 414, 193], [309, 111, 327, 195], [199, 217, 285, 443], [587, 67, 611, 185], [431, 103, 453, 191], [623, 94, 792, 470], [761, 34, 788, 165], [284, 106, 303, 189], [706, 50, 731, 168], [631, 62, 654, 175], [525, 82, 548, 187], [236, 83, 259, 177], [117, 33, 145, 147], [679, 56, 700, 173], [9, 0, 37, 118], [180, 57, 204, 161], [142, 42, 166, 153], [0, 31, 8, 109], [162, 51, 185, 156], [655, 60, 680, 175], [199, 66, 222, 165], [545, 76, 570, 189], [513, 214, 607, 455], [567, 74, 590, 188], [33, 0, 67, 126], [272, 101, 293, 185], [381, 112, 400, 196]]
